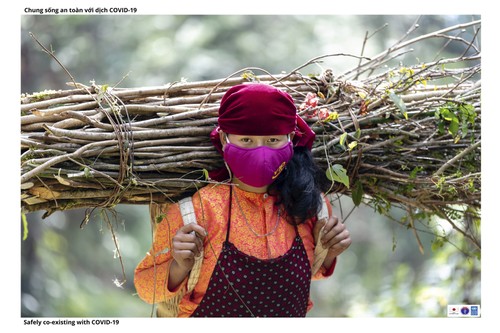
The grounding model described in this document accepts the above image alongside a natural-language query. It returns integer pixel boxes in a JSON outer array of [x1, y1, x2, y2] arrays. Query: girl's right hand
[[171, 223, 207, 271]]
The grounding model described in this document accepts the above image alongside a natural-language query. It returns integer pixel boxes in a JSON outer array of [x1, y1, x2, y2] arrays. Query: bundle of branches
[[21, 20, 481, 236]]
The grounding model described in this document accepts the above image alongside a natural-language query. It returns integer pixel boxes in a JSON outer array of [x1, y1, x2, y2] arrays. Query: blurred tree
[[22, 15, 479, 93]]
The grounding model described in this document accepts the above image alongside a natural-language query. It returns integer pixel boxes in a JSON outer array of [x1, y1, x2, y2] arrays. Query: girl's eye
[[240, 138, 252, 143], [268, 138, 283, 144]]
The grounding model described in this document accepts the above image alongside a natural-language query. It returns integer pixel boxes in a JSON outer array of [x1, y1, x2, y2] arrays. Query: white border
[[8, 1, 497, 332]]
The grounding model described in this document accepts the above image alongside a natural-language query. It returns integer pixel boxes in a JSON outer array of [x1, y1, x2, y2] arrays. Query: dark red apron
[[191, 188, 312, 317]]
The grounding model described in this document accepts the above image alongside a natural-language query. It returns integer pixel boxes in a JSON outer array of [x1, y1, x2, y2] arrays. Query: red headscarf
[[218, 83, 297, 135], [209, 83, 315, 180]]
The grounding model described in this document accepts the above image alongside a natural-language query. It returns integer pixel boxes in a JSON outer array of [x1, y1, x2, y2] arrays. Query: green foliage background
[[20, 14, 480, 317]]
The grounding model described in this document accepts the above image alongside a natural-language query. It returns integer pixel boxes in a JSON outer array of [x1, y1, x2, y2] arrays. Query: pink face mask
[[223, 137, 294, 187]]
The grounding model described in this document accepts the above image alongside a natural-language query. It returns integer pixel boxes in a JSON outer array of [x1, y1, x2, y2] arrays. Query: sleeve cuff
[[312, 256, 337, 280], [323, 256, 337, 277]]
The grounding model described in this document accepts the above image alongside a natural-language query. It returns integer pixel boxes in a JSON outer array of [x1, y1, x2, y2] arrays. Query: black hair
[[268, 146, 331, 225]]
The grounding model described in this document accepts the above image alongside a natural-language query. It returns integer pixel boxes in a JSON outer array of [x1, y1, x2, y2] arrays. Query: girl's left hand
[[313, 215, 352, 258]]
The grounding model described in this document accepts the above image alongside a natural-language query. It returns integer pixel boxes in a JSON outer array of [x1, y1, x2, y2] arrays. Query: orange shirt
[[134, 184, 336, 317]]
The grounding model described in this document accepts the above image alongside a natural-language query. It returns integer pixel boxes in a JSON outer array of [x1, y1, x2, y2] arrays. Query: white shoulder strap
[[312, 196, 329, 275], [179, 197, 197, 225], [178, 197, 203, 292], [317, 195, 329, 221]]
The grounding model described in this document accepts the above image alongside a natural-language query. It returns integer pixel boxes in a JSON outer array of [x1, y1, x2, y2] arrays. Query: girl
[[134, 83, 351, 317]]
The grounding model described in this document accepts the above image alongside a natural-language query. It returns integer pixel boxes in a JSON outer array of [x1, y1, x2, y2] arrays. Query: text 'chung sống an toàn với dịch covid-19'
[[24, 7, 138, 14]]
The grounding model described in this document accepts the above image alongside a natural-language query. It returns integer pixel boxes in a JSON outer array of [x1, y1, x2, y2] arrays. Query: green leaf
[[84, 166, 91, 178], [409, 166, 423, 179], [155, 213, 165, 224], [22, 213, 29, 240], [460, 116, 469, 138], [352, 180, 364, 206], [241, 71, 257, 81], [431, 237, 445, 252], [439, 108, 452, 121], [437, 122, 445, 134], [326, 164, 350, 188], [448, 115, 459, 137], [202, 168, 210, 181], [339, 132, 347, 147], [459, 103, 476, 138], [389, 91, 408, 119]]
